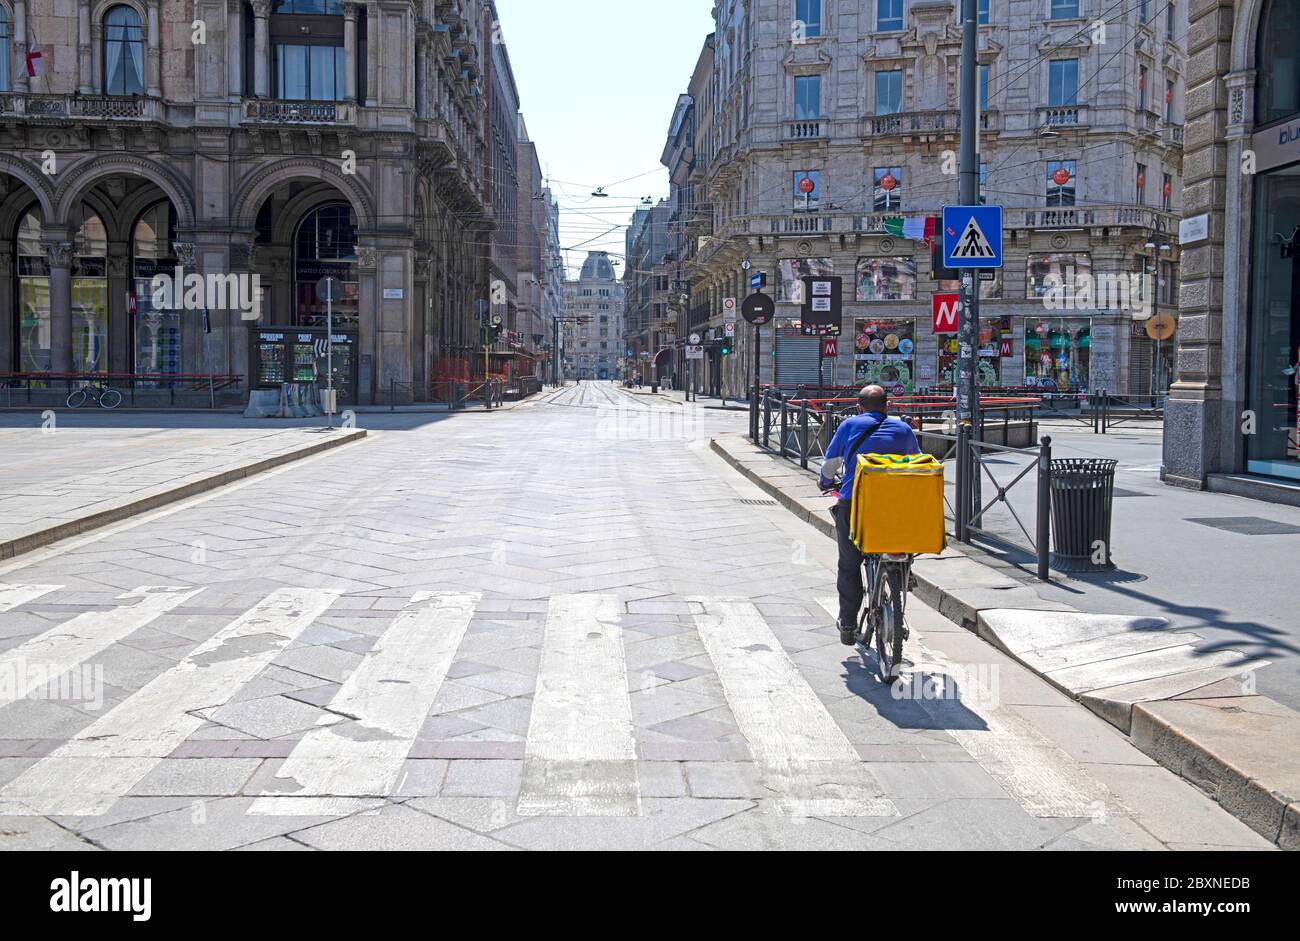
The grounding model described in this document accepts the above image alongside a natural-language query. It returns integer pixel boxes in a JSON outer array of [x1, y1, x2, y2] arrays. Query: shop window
[[1256, 0, 1300, 126], [1025, 319, 1091, 391], [873, 167, 903, 211], [855, 257, 917, 301], [777, 257, 832, 303], [939, 317, 1012, 388], [16, 209, 51, 374], [1027, 252, 1091, 299], [103, 5, 145, 96], [72, 206, 109, 375], [854, 318, 916, 393], [294, 203, 358, 329], [131, 201, 181, 381]]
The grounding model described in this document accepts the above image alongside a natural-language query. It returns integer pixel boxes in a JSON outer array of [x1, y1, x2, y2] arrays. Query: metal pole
[[800, 400, 809, 470], [326, 292, 334, 429], [1037, 435, 1053, 582], [958, 0, 982, 529], [956, 421, 969, 542]]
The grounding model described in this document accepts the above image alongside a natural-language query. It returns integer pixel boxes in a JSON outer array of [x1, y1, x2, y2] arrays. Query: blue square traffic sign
[[942, 206, 1004, 269]]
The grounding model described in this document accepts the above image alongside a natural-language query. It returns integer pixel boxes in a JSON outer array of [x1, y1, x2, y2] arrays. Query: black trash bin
[[1050, 459, 1117, 571]]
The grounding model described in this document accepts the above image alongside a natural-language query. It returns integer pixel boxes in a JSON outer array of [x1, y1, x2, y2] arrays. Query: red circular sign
[[1052, 168, 1072, 186], [880, 174, 897, 192], [798, 177, 815, 194]]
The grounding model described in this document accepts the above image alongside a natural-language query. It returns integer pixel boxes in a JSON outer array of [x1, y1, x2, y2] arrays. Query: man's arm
[[818, 421, 852, 490]]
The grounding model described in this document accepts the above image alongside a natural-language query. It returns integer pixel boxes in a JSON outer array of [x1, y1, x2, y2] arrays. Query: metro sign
[[933, 293, 961, 335]]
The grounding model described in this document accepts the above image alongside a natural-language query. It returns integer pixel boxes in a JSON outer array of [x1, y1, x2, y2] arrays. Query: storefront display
[[251, 328, 358, 405], [938, 317, 1012, 388], [1024, 318, 1091, 391], [71, 276, 108, 374], [132, 205, 182, 381], [854, 318, 915, 394]]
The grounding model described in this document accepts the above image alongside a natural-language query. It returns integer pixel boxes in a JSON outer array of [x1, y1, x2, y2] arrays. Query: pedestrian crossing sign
[[942, 205, 1003, 269]]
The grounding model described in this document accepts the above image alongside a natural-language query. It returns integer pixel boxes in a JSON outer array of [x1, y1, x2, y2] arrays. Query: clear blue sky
[[494, 0, 715, 278]]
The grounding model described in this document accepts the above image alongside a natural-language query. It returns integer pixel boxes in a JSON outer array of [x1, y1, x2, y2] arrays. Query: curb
[[710, 432, 1296, 849], [0, 428, 368, 562]]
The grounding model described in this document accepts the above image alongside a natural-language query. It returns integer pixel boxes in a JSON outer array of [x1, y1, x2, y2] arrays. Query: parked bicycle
[[66, 381, 122, 410]]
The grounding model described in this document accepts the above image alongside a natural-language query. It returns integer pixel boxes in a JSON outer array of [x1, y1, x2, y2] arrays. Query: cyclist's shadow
[[840, 653, 992, 733]]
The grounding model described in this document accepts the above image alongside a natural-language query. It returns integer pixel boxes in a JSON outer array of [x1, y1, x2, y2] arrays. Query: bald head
[[858, 385, 888, 413]]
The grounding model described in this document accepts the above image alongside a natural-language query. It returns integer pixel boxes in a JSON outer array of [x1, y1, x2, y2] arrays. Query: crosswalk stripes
[[0, 587, 339, 817], [249, 592, 479, 817], [816, 598, 1112, 818], [0, 584, 61, 612], [692, 599, 898, 818], [517, 594, 641, 817], [0, 587, 203, 709]]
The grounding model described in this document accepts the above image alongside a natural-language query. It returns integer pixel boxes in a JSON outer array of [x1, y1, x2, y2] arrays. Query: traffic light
[[930, 217, 958, 281], [720, 337, 734, 357]]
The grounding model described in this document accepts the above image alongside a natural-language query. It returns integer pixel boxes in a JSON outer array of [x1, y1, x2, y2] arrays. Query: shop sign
[[1252, 119, 1300, 174], [1179, 213, 1209, 245], [383, 289, 404, 300]]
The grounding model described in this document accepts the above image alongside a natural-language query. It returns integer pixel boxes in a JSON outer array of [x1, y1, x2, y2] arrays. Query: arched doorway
[[70, 205, 109, 375], [293, 202, 358, 328]]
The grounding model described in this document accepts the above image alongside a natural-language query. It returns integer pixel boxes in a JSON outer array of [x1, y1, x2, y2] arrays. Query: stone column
[[229, 236, 260, 383], [364, 3, 378, 107], [356, 244, 378, 403], [146, 0, 162, 97], [106, 245, 131, 374], [172, 240, 201, 376], [14, 0, 28, 93], [343, 3, 359, 102], [78, 2, 92, 94], [1162, 0, 1235, 489], [0, 249, 13, 371], [252, 0, 271, 98], [227, 0, 245, 98], [43, 234, 75, 374]]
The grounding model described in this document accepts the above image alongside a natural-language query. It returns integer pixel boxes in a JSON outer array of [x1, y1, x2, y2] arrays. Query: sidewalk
[[0, 425, 367, 560], [623, 386, 751, 411], [710, 429, 1299, 849]]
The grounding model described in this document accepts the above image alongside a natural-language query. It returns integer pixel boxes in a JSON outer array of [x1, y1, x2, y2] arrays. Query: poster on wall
[[854, 318, 915, 395]]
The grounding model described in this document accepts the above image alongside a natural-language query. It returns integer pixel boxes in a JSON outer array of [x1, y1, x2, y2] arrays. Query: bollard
[[1036, 436, 1053, 582], [749, 389, 758, 442]]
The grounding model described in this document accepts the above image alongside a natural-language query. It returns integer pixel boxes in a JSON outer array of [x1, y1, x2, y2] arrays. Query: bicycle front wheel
[[66, 389, 88, 409], [874, 564, 906, 682], [99, 388, 122, 409]]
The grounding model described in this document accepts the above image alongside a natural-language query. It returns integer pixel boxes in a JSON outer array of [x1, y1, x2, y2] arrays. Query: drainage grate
[[737, 498, 779, 507], [1186, 517, 1300, 536]]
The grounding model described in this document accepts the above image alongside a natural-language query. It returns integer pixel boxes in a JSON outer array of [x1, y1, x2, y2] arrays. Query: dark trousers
[[833, 500, 865, 628]]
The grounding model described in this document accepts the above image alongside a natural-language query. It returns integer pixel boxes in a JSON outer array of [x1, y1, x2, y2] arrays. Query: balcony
[[243, 99, 357, 126], [1163, 123, 1185, 145], [1037, 105, 1090, 129], [0, 93, 164, 121], [786, 120, 823, 140], [863, 110, 997, 141], [1012, 204, 1179, 232]]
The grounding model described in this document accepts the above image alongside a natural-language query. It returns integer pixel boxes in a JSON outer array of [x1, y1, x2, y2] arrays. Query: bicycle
[[855, 553, 913, 683], [66, 381, 123, 410]]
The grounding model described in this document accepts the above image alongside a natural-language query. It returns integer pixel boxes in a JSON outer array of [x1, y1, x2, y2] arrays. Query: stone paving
[[0, 382, 1273, 850]]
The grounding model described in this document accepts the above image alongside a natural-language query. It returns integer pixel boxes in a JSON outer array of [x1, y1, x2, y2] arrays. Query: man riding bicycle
[[817, 385, 920, 647]]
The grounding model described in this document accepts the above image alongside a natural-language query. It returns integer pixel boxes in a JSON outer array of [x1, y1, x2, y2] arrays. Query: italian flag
[[883, 217, 936, 243]]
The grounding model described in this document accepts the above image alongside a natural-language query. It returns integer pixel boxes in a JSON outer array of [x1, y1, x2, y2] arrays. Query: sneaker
[[839, 622, 858, 646]]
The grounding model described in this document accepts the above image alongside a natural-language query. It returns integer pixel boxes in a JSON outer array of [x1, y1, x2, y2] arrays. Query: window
[[1025, 318, 1091, 391], [875, 70, 903, 115], [1049, 59, 1078, 106], [17, 210, 51, 373], [1139, 0, 1148, 22], [794, 75, 821, 119], [1136, 162, 1147, 203], [877, 0, 904, 31], [0, 7, 9, 93], [793, 170, 821, 210], [273, 0, 343, 12], [979, 64, 990, 112], [1138, 65, 1148, 110], [1166, 1, 1175, 40], [795, 0, 822, 37], [275, 43, 346, 100], [103, 5, 145, 96], [1027, 253, 1091, 299], [777, 257, 832, 302], [979, 0, 990, 24], [1047, 160, 1076, 205], [1162, 172, 1172, 210], [856, 257, 917, 301], [1165, 80, 1175, 121], [1049, 0, 1079, 18], [71, 206, 109, 375], [131, 202, 181, 380], [873, 167, 903, 211], [979, 163, 989, 204], [294, 203, 359, 330]]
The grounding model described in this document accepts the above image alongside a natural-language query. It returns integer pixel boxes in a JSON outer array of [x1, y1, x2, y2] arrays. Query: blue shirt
[[821, 412, 921, 502]]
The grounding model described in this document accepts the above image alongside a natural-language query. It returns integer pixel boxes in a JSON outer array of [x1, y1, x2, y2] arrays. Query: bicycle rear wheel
[[66, 389, 87, 409], [874, 564, 906, 682], [99, 388, 122, 409]]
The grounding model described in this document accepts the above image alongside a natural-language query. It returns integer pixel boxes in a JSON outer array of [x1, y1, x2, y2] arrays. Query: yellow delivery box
[[849, 453, 947, 555]]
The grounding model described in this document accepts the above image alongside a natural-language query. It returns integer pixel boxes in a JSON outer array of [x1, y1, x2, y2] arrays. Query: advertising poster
[[854, 318, 915, 394]]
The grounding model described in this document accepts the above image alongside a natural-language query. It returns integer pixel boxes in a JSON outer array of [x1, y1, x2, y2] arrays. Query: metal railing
[[0, 372, 242, 409], [1093, 391, 1166, 432]]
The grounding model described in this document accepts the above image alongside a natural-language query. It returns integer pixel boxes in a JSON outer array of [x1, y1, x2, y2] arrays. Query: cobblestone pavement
[[0, 382, 1272, 850]]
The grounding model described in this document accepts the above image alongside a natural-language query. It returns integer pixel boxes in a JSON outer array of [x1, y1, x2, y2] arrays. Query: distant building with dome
[[562, 252, 625, 380]]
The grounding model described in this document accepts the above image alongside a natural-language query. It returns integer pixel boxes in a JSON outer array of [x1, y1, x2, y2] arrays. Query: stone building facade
[[676, 0, 1186, 400], [1163, 0, 1300, 502], [562, 251, 623, 381], [0, 0, 540, 406]]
